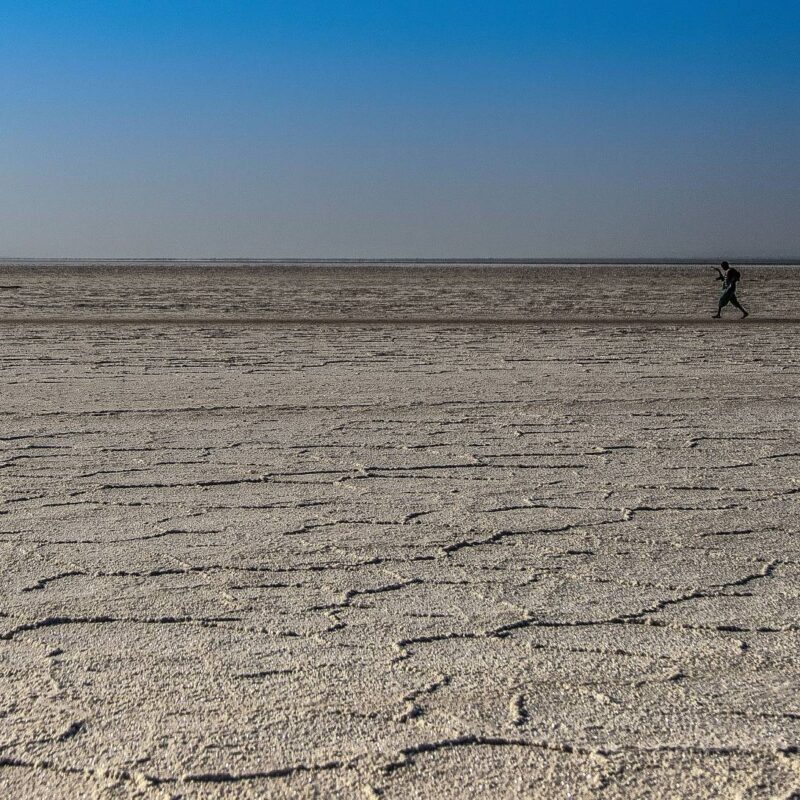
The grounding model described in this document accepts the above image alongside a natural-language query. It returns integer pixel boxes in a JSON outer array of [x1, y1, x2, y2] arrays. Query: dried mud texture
[[1, 280, 799, 797], [1, 262, 799, 322]]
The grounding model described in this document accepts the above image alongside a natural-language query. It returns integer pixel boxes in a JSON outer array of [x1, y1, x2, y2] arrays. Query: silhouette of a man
[[712, 261, 748, 319]]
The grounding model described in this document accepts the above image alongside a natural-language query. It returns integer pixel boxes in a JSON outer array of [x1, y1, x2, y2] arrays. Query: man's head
[[721, 261, 730, 270]]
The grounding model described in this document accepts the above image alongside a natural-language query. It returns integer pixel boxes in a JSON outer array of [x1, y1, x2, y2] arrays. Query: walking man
[[712, 261, 748, 319]]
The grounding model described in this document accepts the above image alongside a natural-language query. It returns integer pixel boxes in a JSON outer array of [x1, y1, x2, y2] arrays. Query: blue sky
[[1, 1, 799, 257]]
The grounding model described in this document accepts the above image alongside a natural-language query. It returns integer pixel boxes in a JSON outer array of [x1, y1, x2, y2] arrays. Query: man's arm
[[713, 267, 724, 281]]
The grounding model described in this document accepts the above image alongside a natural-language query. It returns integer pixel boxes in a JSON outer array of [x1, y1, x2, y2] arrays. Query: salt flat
[[1, 264, 799, 798]]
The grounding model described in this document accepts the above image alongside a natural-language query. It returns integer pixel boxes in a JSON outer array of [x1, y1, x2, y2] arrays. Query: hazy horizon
[[3, 256, 800, 264], [2, 2, 799, 259]]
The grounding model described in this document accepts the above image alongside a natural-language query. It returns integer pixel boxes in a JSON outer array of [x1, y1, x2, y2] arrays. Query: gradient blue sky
[[1, 1, 799, 258]]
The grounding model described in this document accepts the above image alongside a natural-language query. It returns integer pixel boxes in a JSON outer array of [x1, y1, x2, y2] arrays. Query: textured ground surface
[[1, 261, 798, 322], [1, 265, 799, 798]]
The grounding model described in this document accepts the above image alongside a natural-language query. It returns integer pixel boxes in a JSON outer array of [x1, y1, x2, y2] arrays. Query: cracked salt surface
[[0, 264, 799, 797]]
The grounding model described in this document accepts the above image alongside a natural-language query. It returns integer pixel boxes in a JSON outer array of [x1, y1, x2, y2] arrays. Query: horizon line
[[2, 256, 800, 265]]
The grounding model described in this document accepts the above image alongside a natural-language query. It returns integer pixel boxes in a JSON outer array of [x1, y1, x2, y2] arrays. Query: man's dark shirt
[[724, 268, 741, 289], [718, 268, 741, 291]]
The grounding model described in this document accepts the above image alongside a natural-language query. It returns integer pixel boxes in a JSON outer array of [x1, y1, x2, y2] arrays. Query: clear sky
[[1, 1, 799, 258]]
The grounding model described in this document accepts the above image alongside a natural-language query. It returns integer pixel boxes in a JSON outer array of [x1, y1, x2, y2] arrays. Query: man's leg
[[729, 293, 748, 318], [713, 288, 732, 317]]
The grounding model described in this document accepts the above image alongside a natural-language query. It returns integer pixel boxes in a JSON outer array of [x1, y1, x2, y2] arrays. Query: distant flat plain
[[1, 261, 799, 322], [1, 263, 798, 798]]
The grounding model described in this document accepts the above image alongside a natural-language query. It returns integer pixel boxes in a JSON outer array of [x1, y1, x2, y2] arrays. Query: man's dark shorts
[[719, 287, 739, 307]]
